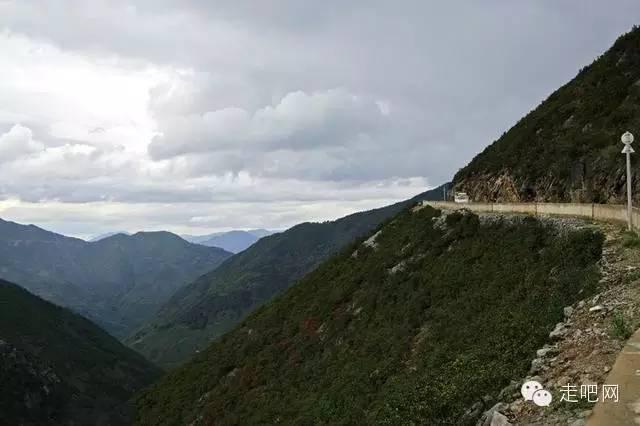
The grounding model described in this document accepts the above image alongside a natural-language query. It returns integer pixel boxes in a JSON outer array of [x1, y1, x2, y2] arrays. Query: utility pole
[[621, 131, 635, 231]]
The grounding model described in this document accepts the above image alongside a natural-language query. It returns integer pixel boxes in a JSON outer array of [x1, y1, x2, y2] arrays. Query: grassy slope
[[135, 207, 603, 425], [0, 279, 161, 425], [128, 186, 446, 367]]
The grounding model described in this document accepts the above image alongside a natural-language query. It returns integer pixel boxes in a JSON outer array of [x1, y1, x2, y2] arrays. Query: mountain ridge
[[0, 220, 232, 337]]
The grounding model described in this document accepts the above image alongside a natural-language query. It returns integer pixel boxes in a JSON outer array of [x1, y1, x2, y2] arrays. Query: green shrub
[[610, 311, 633, 340], [622, 231, 640, 248]]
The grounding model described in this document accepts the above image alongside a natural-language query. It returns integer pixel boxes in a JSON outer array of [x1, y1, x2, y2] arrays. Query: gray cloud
[[1, 1, 639, 236], [0, 124, 44, 161], [149, 88, 389, 159]]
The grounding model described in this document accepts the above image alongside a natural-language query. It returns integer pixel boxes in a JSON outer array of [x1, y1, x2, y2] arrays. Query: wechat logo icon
[[521, 380, 552, 407]]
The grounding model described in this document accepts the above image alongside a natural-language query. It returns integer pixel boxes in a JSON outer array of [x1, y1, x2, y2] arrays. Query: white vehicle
[[454, 192, 470, 203]]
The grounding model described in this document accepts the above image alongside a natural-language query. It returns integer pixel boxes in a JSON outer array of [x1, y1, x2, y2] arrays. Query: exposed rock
[[564, 306, 574, 318], [529, 357, 544, 373], [536, 346, 557, 358], [489, 411, 511, 426], [549, 322, 568, 339], [478, 402, 509, 426], [362, 230, 382, 249], [562, 114, 575, 129], [388, 261, 406, 275], [432, 214, 449, 231]]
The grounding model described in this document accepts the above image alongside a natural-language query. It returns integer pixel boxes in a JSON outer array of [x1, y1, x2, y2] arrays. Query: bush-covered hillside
[[135, 207, 602, 425], [454, 26, 640, 203], [127, 186, 446, 367], [0, 279, 161, 425]]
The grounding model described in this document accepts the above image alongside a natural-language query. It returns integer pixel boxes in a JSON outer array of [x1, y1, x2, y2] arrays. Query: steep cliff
[[454, 26, 640, 203]]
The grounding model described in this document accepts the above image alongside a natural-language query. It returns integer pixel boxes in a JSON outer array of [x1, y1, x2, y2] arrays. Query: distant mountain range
[[127, 186, 446, 367], [90, 229, 274, 253], [0, 219, 232, 337], [0, 279, 160, 425], [181, 229, 275, 253]]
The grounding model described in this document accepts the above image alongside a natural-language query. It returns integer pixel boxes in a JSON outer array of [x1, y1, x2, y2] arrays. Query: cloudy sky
[[0, 1, 638, 239]]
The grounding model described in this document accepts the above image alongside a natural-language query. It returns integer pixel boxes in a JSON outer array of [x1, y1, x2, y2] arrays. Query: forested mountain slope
[[127, 186, 446, 367], [454, 26, 640, 203], [0, 279, 161, 425], [0, 219, 232, 337], [135, 207, 603, 425]]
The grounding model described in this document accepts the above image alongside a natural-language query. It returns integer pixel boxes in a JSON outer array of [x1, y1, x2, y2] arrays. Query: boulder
[[549, 322, 568, 339], [529, 358, 544, 374], [490, 411, 512, 426]]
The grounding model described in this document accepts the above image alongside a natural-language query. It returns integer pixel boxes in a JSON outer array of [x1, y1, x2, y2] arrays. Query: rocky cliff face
[[456, 166, 630, 204], [454, 27, 640, 204]]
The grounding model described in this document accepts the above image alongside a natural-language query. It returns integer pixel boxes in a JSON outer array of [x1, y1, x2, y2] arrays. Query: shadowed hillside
[[0, 279, 161, 425]]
